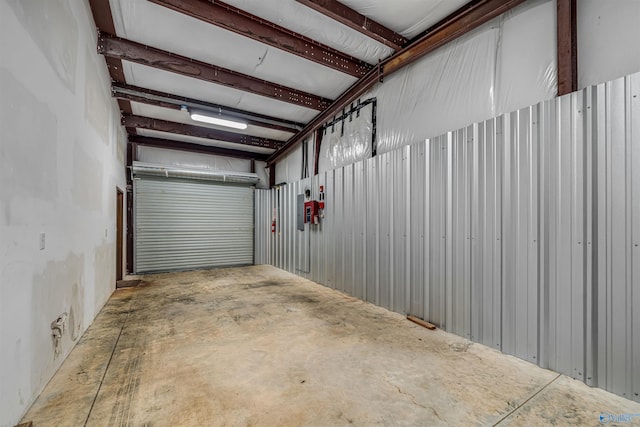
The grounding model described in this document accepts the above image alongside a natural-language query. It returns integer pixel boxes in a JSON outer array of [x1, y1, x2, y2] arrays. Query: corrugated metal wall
[[255, 72, 640, 402]]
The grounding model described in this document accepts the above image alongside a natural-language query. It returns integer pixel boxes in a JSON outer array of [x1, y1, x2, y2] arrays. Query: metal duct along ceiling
[[135, 177, 254, 273], [255, 71, 640, 402]]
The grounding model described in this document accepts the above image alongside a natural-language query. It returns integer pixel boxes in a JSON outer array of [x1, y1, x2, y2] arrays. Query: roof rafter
[[557, 0, 577, 95], [295, 0, 407, 50], [129, 135, 269, 161], [122, 114, 283, 149], [112, 82, 302, 134], [269, 0, 526, 163], [98, 33, 332, 111], [87, 0, 134, 128], [149, 0, 371, 77]]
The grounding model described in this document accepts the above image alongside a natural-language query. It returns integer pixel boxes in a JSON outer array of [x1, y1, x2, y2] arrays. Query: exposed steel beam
[[98, 33, 332, 111], [89, 0, 135, 274], [88, 0, 134, 133], [313, 128, 323, 175], [269, 163, 276, 187], [149, 0, 371, 77], [268, 0, 526, 164], [112, 83, 302, 133], [557, 0, 577, 96], [295, 0, 407, 51], [122, 114, 282, 149], [88, 0, 116, 34], [129, 135, 269, 161], [384, 0, 524, 74]]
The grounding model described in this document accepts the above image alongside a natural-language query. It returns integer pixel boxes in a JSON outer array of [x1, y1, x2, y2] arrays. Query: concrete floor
[[22, 265, 640, 426]]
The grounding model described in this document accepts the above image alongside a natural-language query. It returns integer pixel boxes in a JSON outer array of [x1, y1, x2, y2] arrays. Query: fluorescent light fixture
[[189, 108, 248, 130]]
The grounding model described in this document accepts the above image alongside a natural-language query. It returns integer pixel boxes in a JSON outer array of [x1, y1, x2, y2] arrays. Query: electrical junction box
[[304, 200, 320, 224], [296, 194, 305, 231]]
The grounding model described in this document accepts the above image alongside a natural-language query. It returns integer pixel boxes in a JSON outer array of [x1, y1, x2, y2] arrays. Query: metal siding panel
[[554, 91, 577, 375], [134, 178, 254, 273], [429, 135, 447, 327], [547, 97, 565, 373], [445, 133, 454, 332], [500, 107, 539, 363], [378, 153, 392, 310], [493, 117, 504, 352], [583, 87, 596, 387], [250, 71, 640, 403], [333, 168, 344, 292], [333, 169, 342, 291], [570, 91, 586, 380], [365, 158, 377, 304], [392, 147, 409, 314], [287, 183, 295, 274], [343, 164, 354, 295], [284, 184, 290, 272], [280, 186, 287, 272], [409, 142, 425, 319], [276, 187, 282, 269], [254, 190, 265, 265], [523, 106, 539, 365], [501, 112, 515, 356], [538, 100, 552, 369], [470, 124, 481, 344], [319, 171, 331, 287], [609, 76, 632, 398], [630, 73, 640, 403], [450, 128, 471, 338], [471, 118, 502, 350], [353, 162, 366, 300]]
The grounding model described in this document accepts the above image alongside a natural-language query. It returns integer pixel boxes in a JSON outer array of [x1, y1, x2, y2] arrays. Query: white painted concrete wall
[[0, 0, 127, 425]]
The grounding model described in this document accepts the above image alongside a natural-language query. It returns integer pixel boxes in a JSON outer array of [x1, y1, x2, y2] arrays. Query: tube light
[[189, 109, 248, 130]]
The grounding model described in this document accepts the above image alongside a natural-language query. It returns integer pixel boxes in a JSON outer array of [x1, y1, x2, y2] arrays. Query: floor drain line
[[83, 297, 135, 427], [492, 373, 561, 426]]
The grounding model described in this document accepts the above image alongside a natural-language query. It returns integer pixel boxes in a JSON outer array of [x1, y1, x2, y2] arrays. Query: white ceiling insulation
[[215, 0, 395, 62], [111, 0, 356, 99], [339, 0, 470, 38], [103, 0, 494, 159], [122, 62, 319, 123]]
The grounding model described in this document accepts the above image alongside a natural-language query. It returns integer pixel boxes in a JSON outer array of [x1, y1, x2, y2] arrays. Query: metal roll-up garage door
[[134, 177, 254, 273]]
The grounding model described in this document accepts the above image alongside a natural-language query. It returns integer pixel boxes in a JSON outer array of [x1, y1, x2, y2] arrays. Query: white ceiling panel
[[130, 103, 295, 141], [339, 0, 470, 39], [214, 0, 395, 63], [123, 62, 319, 124], [135, 129, 276, 155], [110, 0, 355, 99], [105, 0, 482, 161]]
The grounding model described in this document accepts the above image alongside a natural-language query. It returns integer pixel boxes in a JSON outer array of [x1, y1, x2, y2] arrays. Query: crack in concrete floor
[[21, 265, 640, 426]]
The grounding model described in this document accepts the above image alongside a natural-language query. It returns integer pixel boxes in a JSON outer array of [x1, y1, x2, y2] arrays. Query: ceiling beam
[[122, 114, 283, 149], [112, 83, 302, 133], [98, 33, 332, 111], [149, 0, 371, 77], [295, 0, 407, 51], [268, 0, 526, 164], [88, 0, 116, 33], [557, 0, 577, 96], [87, 0, 135, 131], [129, 135, 269, 161]]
